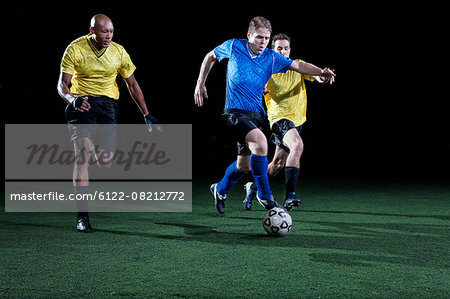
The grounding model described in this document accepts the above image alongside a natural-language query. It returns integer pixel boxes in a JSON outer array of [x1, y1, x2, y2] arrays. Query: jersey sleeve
[[304, 75, 315, 82], [118, 47, 136, 79], [213, 39, 235, 62], [272, 50, 293, 74], [60, 43, 76, 75]]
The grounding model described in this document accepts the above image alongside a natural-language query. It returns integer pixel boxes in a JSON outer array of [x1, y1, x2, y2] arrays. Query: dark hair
[[248, 16, 272, 34], [271, 33, 291, 49]]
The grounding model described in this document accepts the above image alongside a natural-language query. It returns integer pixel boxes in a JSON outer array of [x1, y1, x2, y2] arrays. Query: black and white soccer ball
[[262, 207, 292, 236]]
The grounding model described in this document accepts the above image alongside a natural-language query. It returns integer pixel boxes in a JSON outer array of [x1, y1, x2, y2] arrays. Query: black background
[[2, 3, 448, 180]]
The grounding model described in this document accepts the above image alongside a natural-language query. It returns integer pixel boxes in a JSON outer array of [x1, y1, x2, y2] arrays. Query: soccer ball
[[262, 207, 292, 236]]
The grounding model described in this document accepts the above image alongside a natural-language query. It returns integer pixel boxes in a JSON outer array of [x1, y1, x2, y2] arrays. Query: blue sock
[[250, 154, 272, 200], [217, 161, 246, 196]]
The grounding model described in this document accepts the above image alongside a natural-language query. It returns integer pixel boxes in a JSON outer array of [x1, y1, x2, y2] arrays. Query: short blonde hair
[[248, 16, 272, 34]]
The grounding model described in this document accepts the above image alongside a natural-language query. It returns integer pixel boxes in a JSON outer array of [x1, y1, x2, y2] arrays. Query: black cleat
[[76, 213, 93, 233], [243, 182, 256, 211], [210, 183, 226, 214], [283, 194, 301, 211]]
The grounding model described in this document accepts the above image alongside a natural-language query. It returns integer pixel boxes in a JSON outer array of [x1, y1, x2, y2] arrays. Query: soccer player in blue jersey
[[194, 16, 335, 214]]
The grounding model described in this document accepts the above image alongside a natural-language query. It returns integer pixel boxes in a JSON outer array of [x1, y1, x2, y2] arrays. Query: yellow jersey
[[265, 59, 314, 127], [60, 34, 136, 100]]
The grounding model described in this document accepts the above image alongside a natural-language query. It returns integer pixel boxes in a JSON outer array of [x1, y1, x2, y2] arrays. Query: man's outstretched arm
[[194, 50, 218, 106], [289, 60, 336, 84]]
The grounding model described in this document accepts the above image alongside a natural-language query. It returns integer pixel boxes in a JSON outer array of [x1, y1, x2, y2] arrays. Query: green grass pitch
[[1, 177, 449, 297]]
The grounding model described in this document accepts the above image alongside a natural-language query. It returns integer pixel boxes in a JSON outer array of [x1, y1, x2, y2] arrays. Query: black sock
[[74, 186, 89, 216], [285, 167, 300, 195], [77, 212, 89, 218]]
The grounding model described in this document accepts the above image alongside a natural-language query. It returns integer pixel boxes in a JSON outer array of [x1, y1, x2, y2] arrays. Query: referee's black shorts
[[65, 96, 118, 152], [223, 108, 266, 156]]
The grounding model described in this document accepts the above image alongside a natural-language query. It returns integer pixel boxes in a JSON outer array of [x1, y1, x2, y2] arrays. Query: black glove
[[144, 113, 159, 131], [72, 96, 85, 110]]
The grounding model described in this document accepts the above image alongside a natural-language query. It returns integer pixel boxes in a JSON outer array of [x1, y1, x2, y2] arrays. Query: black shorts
[[65, 96, 118, 152], [223, 109, 266, 156], [270, 119, 303, 153]]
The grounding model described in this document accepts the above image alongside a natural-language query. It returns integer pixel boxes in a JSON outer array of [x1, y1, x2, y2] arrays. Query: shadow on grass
[[99, 221, 449, 268], [297, 209, 450, 221], [2, 215, 448, 269]]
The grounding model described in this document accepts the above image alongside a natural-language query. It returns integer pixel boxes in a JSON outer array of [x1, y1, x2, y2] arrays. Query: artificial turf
[[1, 177, 449, 298]]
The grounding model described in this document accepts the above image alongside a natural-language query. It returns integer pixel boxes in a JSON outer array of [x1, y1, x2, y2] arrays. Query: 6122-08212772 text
[[9, 191, 185, 201]]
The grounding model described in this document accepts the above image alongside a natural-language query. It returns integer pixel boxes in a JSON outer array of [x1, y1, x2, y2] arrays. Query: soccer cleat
[[210, 183, 227, 214], [76, 213, 93, 233], [256, 193, 283, 211], [243, 182, 256, 210], [283, 193, 301, 211]]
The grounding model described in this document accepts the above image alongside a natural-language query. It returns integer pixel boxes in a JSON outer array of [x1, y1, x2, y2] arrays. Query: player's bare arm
[[124, 73, 159, 132], [123, 73, 149, 116], [194, 50, 218, 106], [57, 72, 90, 111], [289, 60, 335, 84]]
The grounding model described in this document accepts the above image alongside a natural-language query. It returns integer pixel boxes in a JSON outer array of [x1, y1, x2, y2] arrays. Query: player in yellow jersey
[[57, 14, 158, 232], [243, 33, 335, 211]]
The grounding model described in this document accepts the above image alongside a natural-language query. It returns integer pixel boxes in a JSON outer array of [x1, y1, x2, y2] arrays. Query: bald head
[[89, 14, 114, 49], [90, 14, 113, 29]]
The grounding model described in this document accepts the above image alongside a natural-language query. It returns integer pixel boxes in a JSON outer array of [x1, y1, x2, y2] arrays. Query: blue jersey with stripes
[[213, 39, 293, 114]]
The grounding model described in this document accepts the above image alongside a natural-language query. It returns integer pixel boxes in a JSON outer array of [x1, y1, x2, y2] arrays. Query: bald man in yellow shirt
[[243, 33, 335, 211], [57, 14, 158, 232]]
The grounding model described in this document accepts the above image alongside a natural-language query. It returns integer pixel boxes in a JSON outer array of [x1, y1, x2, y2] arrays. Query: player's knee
[[274, 158, 285, 170], [74, 138, 92, 165], [249, 140, 268, 156], [268, 161, 283, 177], [74, 151, 91, 167], [74, 156, 90, 174], [98, 160, 113, 168], [237, 164, 251, 173], [289, 141, 304, 159], [236, 160, 251, 173], [97, 151, 114, 168], [246, 130, 268, 156]]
